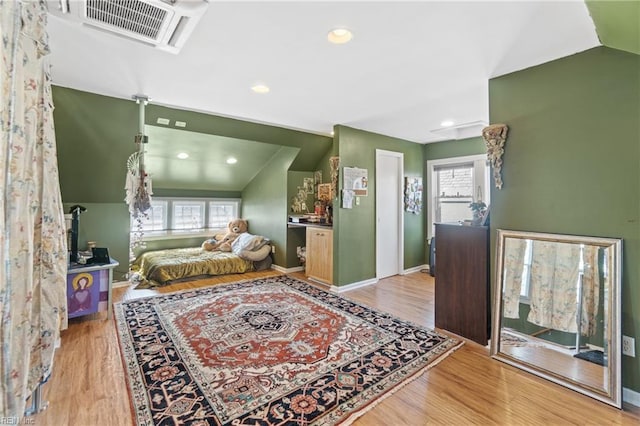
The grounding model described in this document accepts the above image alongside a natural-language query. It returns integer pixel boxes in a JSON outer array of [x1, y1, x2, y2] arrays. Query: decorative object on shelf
[[125, 95, 153, 261], [469, 184, 487, 225], [480, 205, 491, 226], [330, 156, 340, 199], [314, 170, 322, 188], [296, 246, 306, 266], [291, 185, 309, 214], [469, 200, 487, 225], [482, 123, 509, 189], [304, 177, 314, 194], [404, 177, 423, 214]]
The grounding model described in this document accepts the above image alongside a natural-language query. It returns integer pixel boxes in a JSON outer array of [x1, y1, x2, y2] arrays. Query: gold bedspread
[[132, 247, 254, 286]]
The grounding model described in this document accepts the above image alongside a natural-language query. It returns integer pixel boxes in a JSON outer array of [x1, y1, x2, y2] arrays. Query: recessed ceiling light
[[157, 118, 170, 125], [226, 157, 238, 164], [175, 121, 187, 128], [328, 28, 353, 44], [177, 152, 189, 159], [251, 84, 270, 94], [440, 120, 455, 127]]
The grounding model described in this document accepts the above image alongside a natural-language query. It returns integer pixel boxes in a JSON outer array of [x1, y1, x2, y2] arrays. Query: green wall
[[242, 147, 300, 266], [62, 202, 130, 280], [424, 136, 486, 161], [332, 125, 425, 286], [287, 171, 314, 268], [586, 0, 640, 56], [489, 46, 640, 392]]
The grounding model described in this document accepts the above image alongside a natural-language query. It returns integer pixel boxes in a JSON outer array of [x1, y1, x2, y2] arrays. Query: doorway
[[375, 149, 404, 279]]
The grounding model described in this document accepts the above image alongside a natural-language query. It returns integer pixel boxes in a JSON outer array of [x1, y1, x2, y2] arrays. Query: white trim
[[624, 387, 640, 408], [272, 264, 303, 273], [132, 197, 242, 237], [375, 149, 404, 280], [402, 264, 428, 275], [141, 228, 224, 241], [112, 280, 131, 288], [330, 277, 378, 293]]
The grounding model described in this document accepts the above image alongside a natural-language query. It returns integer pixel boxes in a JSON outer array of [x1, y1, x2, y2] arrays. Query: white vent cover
[[50, 0, 208, 54]]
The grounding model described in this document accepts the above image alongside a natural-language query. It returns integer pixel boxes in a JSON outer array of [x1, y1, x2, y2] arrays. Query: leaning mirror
[[491, 229, 622, 408]]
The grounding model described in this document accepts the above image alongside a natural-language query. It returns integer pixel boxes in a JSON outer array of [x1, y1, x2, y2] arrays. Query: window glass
[[132, 200, 167, 231], [434, 164, 474, 224], [129, 198, 241, 237], [209, 201, 238, 228], [172, 201, 205, 230], [426, 154, 489, 239]]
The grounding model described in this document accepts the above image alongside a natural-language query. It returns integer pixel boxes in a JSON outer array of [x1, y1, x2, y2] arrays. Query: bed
[[131, 233, 272, 287]]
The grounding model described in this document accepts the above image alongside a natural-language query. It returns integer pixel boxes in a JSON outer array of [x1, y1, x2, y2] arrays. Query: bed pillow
[[232, 232, 267, 254], [239, 244, 272, 262]]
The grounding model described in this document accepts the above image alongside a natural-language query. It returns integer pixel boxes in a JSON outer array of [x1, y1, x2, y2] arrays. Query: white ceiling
[[46, 1, 600, 144]]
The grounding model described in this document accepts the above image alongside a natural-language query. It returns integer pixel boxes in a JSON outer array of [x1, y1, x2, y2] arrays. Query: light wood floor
[[33, 270, 639, 425]]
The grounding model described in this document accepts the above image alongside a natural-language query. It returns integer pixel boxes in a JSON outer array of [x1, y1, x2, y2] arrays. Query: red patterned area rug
[[115, 275, 462, 425]]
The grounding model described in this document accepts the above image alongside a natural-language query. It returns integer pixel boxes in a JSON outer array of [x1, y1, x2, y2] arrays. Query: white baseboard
[[402, 264, 429, 275], [330, 278, 378, 293], [272, 265, 304, 273], [624, 387, 640, 408], [112, 280, 131, 288]]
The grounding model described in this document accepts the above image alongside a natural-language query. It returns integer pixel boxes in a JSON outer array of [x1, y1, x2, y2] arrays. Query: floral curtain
[[1, 0, 68, 417], [580, 245, 601, 336], [502, 238, 527, 319], [527, 241, 581, 333]]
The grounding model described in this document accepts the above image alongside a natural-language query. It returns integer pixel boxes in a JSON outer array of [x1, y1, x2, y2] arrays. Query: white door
[[376, 149, 404, 279]]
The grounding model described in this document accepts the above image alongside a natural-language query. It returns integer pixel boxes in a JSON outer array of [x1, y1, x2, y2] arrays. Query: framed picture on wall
[[404, 177, 423, 214], [318, 183, 332, 201]]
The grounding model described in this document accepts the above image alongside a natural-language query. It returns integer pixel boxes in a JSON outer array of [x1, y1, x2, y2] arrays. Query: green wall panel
[[587, 0, 640, 56], [152, 189, 242, 199], [144, 104, 332, 171], [63, 202, 130, 280], [54, 87, 137, 203], [287, 171, 314, 268], [489, 46, 640, 392], [333, 126, 425, 286], [242, 147, 300, 267], [424, 136, 486, 161]]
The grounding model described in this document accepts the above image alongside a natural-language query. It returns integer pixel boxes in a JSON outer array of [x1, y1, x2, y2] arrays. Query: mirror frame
[[491, 229, 622, 408]]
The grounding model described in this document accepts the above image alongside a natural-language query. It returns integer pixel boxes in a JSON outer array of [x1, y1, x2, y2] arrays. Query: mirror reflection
[[491, 230, 622, 408]]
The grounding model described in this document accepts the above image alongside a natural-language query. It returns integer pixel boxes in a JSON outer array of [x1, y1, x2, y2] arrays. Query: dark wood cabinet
[[434, 223, 489, 345]]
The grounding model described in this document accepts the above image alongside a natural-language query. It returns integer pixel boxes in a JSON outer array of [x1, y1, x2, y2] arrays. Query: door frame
[[375, 149, 404, 279]]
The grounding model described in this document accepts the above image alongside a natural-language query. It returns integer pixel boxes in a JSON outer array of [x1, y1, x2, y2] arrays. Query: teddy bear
[[202, 218, 248, 252]]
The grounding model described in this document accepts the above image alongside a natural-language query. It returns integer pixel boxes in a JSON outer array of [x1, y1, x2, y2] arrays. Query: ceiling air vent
[[430, 120, 488, 141], [50, 0, 208, 54]]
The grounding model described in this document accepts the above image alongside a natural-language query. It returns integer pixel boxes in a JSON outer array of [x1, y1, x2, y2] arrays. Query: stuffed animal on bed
[[202, 219, 248, 252]]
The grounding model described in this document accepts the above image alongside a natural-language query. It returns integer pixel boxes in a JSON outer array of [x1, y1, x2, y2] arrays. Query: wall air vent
[[50, 0, 208, 54]]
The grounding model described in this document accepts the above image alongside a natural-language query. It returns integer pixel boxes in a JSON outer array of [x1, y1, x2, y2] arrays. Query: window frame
[[426, 154, 489, 240], [130, 197, 241, 241]]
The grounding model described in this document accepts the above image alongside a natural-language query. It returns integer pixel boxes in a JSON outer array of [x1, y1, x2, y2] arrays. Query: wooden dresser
[[434, 223, 489, 345]]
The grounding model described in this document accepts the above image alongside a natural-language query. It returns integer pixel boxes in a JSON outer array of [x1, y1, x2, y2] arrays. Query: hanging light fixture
[[125, 94, 153, 262]]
